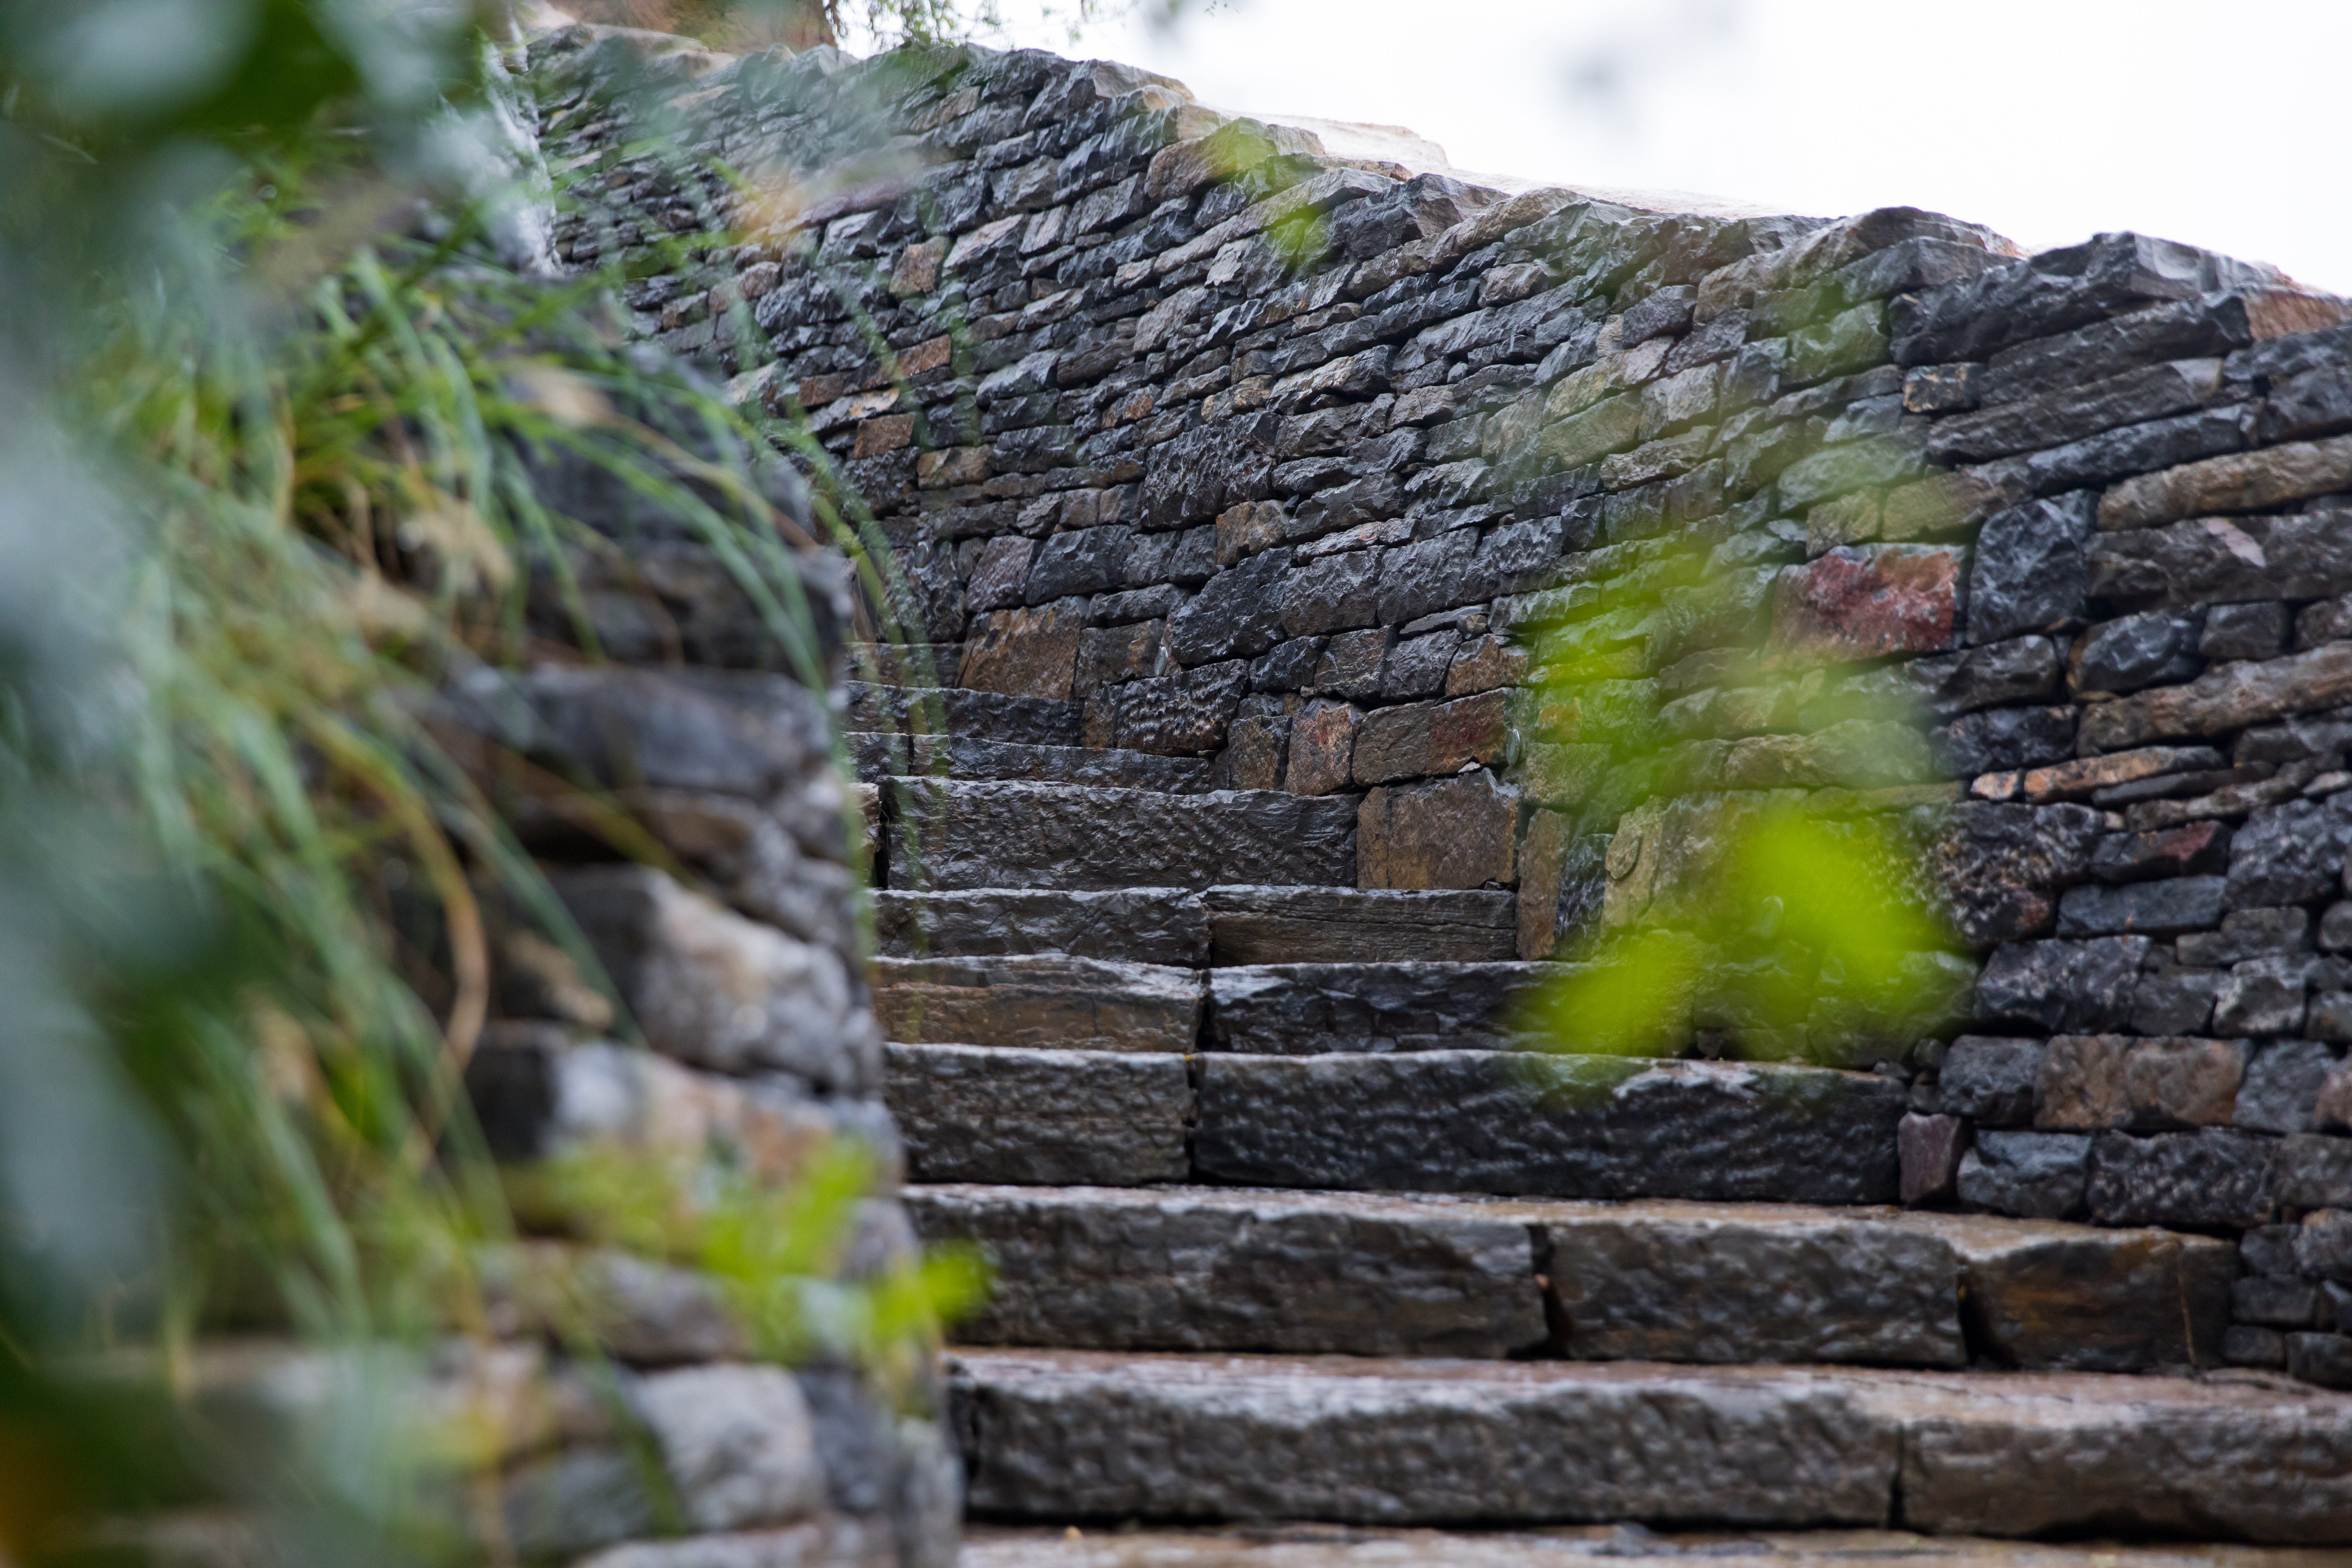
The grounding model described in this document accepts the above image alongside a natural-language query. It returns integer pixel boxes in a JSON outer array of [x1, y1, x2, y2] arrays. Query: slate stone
[[2203, 600, 2293, 662], [960, 598, 1090, 700], [952, 1347, 2352, 1540], [848, 683, 1082, 749], [2227, 795, 2352, 908], [2086, 1129, 2277, 1228], [2091, 819, 2232, 883], [2214, 956, 2310, 1037], [883, 1043, 1192, 1186], [1924, 803, 2104, 947], [1899, 1113, 1967, 1205], [1087, 659, 1251, 756], [1312, 627, 1390, 700], [1025, 525, 1133, 601], [2055, 876, 2226, 938], [1279, 548, 1383, 637], [2071, 610, 2203, 696], [550, 866, 874, 1096], [1350, 692, 1511, 786], [2278, 1133, 2352, 1208], [1142, 411, 1280, 528], [1931, 705, 2078, 777], [1925, 358, 2224, 465], [872, 954, 1204, 1052], [952, 1349, 1898, 1528], [2090, 508, 2352, 610], [1771, 545, 1963, 664], [907, 1185, 1548, 1359], [872, 888, 1209, 967], [1208, 962, 1551, 1054], [1956, 1130, 2092, 1220], [1166, 547, 1293, 666], [1900, 636, 2061, 717], [2033, 1034, 2246, 1131], [891, 779, 1357, 891], [1973, 937, 2147, 1033], [1925, 1211, 2232, 1372], [1938, 1036, 2044, 1125], [2237, 1041, 2340, 1134], [1965, 492, 2096, 645], [881, 735, 1213, 793], [1891, 231, 2266, 365], [2130, 967, 2222, 1036], [1193, 1050, 1906, 1204], [1357, 769, 1517, 891], [1203, 886, 1518, 965]]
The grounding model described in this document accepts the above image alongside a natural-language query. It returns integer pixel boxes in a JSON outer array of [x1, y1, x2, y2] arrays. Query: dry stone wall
[[528, 24, 2352, 1385]]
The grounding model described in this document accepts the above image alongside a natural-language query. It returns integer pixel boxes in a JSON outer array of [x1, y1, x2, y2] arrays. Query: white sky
[[851, 0, 2352, 295]]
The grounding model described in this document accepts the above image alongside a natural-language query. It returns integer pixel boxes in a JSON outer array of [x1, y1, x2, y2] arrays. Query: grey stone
[[2071, 610, 2203, 696], [2130, 967, 2223, 1036], [1166, 548, 1293, 667], [1280, 549, 1384, 637], [2279, 1133, 2352, 1208], [2077, 642, 2352, 752], [550, 866, 874, 1096], [2090, 507, 2352, 609], [632, 1365, 829, 1533], [2214, 956, 2311, 1037], [1900, 636, 2061, 716], [1938, 1036, 2043, 1125], [2288, 1332, 2352, 1391], [1973, 937, 2147, 1032], [1926, 358, 2224, 464], [872, 954, 1203, 1052], [891, 779, 1356, 891], [1974, 294, 2264, 407], [1087, 659, 1252, 756], [883, 1044, 1191, 1186], [881, 735, 1213, 793], [1143, 412, 1281, 529], [1382, 630, 1461, 699], [1026, 525, 1133, 601], [1925, 804, 2103, 947], [2299, 1210, 2352, 1282], [1965, 492, 2095, 645], [2178, 905, 2312, 966], [1930, 706, 2078, 777], [2091, 819, 2232, 883], [2203, 601, 2293, 662], [1194, 1050, 1906, 1204], [1203, 886, 1518, 965], [2224, 1324, 2290, 1368], [2227, 795, 2352, 908], [1208, 962, 1551, 1054], [2236, 1275, 2323, 1328], [2054, 876, 2226, 938], [1891, 231, 2267, 364], [852, 682, 1082, 749], [1955, 1131, 2091, 1221], [502, 1448, 657, 1560], [908, 1185, 1546, 1359], [2087, 1129, 2277, 1228]]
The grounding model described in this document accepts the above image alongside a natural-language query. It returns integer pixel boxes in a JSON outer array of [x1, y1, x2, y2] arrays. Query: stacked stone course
[[520, 18, 2352, 1555]]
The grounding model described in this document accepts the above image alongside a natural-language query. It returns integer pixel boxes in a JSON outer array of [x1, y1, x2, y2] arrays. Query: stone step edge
[[949, 1348, 2352, 1544]]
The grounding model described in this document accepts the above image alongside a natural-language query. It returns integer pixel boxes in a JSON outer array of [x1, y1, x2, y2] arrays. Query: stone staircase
[[846, 651, 2352, 1556]]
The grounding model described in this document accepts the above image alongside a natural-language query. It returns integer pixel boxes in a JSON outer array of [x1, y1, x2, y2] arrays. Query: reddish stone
[[960, 598, 1086, 701], [1771, 544, 1962, 665], [1286, 700, 1360, 796], [1899, 1113, 1967, 1206]]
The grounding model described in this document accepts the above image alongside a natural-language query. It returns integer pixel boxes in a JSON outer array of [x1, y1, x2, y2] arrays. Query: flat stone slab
[[845, 682, 1081, 748], [851, 734, 1216, 792], [1208, 963, 1551, 1053], [874, 954, 1204, 1052], [907, 1185, 1549, 1360], [1194, 1051, 1909, 1205], [1204, 887, 1519, 965], [883, 1044, 1191, 1186], [891, 780, 1356, 892], [962, 1525, 2352, 1566], [873, 889, 1209, 967], [908, 1186, 2228, 1372], [951, 1350, 2352, 1542]]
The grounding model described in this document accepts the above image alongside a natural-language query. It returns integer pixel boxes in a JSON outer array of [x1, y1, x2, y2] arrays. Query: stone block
[[2089, 508, 2352, 612], [2215, 957, 2311, 1037], [1204, 886, 1518, 966], [1211, 712, 1289, 791], [1212, 499, 1286, 566], [2287, 1332, 2352, 1391], [630, 1366, 828, 1533], [1350, 691, 1511, 786], [1516, 810, 1570, 960], [965, 536, 1035, 612], [1164, 547, 1292, 666], [2235, 1041, 2338, 1134], [883, 1043, 1192, 1186], [1770, 544, 1962, 664], [2034, 1034, 2245, 1131], [1194, 1049, 1906, 1203], [1938, 1036, 2042, 1125], [1974, 937, 2147, 1034], [1312, 626, 1390, 700], [2091, 819, 2232, 883], [2279, 1133, 2352, 1208], [1447, 633, 1530, 696], [1956, 1130, 2091, 1220], [1279, 548, 1382, 637], [2070, 610, 2202, 696], [1966, 492, 2096, 644], [2236, 1275, 2323, 1328], [1931, 704, 2077, 777], [2086, 1129, 2276, 1228], [1025, 525, 1133, 601], [2203, 600, 2292, 661], [1899, 1113, 1967, 1204], [1924, 802, 2103, 947], [872, 954, 1203, 1052], [550, 866, 873, 1096], [1088, 658, 1251, 756], [1208, 961, 1548, 1054], [959, 598, 1088, 700], [2053, 876, 2225, 938], [2227, 794, 2352, 908], [1283, 698, 1360, 794], [909, 1185, 1546, 1359], [872, 888, 1208, 967], [1071, 621, 1163, 699], [2299, 1210, 2352, 1282], [1382, 629, 1461, 699], [1358, 768, 1517, 890]]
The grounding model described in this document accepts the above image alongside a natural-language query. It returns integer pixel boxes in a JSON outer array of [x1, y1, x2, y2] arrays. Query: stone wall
[[527, 23, 2352, 1383]]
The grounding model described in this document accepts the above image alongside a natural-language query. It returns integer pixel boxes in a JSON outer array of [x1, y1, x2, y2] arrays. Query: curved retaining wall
[[531, 25, 2352, 1383]]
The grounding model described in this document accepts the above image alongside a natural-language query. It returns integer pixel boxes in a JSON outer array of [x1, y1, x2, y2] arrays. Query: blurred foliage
[[0, 2, 972, 1563]]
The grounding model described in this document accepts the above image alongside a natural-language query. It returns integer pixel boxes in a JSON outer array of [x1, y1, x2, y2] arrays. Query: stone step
[[883, 1044, 1906, 1204], [872, 888, 1523, 970], [1204, 887, 1519, 965], [888, 780, 1357, 892], [872, 955, 1204, 1052], [961, 1525, 2352, 1565], [905, 1185, 2231, 1372], [1194, 1050, 1909, 1205], [874, 888, 1209, 967], [849, 732, 1215, 792], [1209, 963, 1550, 1052], [844, 682, 1079, 747], [949, 1350, 2352, 1542], [883, 1044, 1192, 1188]]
